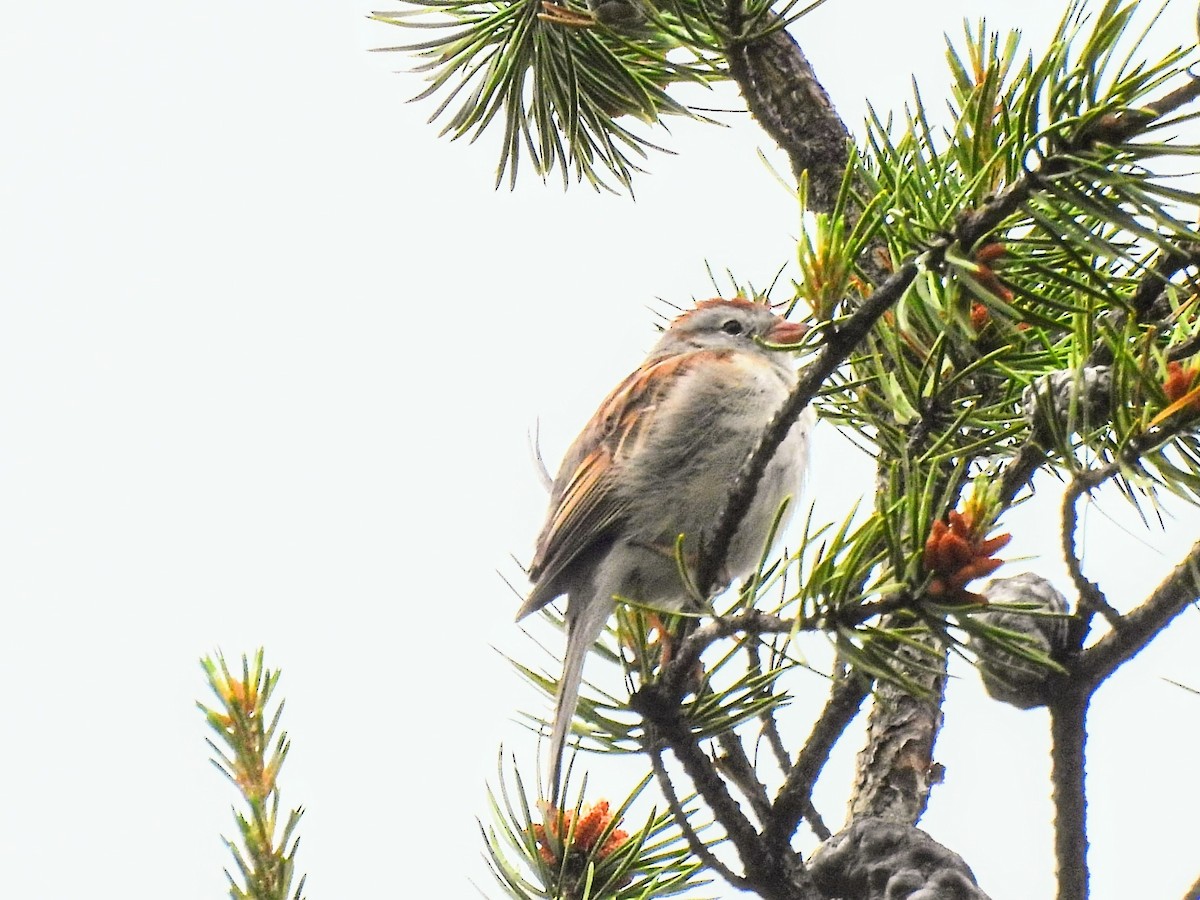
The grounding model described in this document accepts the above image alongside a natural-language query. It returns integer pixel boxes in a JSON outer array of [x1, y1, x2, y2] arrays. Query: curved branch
[[1061, 468, 1124, 640], [725, 19, 850, 213]]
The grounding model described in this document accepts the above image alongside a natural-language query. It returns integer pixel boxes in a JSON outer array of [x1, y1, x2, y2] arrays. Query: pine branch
[[1076, 538, 1200, 688], [1061, 468, 1125, 635], [764, 672, 870, 851], [715, 730, 774, 824], [647, 748, 751, 890], [632, 681, 819, 900], [846, 635, 947, 824], [723, 9, 850, 213], [955, 71, 1200, 252], [1048, 686, 1090, 900], [700, 60, 1200, 614]]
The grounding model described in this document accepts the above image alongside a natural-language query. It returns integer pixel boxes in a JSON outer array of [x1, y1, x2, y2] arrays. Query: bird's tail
[[548, 593, 612, 808]]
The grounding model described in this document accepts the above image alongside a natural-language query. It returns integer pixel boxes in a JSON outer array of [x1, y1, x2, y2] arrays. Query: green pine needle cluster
[[484, 755, 713, 900], [373, 0, 831, 191], [373, 0, 726, 191]]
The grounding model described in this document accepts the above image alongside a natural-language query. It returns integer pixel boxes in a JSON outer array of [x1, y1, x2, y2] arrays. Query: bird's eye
[[721, 319, 744, 335]]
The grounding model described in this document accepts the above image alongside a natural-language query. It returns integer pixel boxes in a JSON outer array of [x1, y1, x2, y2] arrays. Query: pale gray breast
[[616, 349, 808, 577], [725, 404, 812, 577]]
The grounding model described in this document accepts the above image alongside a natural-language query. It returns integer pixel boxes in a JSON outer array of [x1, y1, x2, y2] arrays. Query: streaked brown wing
[[522, 351, 703, 613]]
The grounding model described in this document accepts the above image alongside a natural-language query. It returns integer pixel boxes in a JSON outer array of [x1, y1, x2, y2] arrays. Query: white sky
[[3, 2, 1199, 898]]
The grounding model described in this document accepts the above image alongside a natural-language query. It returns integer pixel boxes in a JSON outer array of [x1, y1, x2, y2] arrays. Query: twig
[[635, 680, 820, 899], [740, 638, 838, 841], [764, 672, 870, 851], [1058, 409, 1196, 645], [1128, 243, 1200, 320], [1088, 242, 1200, 367], [997, 441, 1048, 507], [662, 611, 794, 698], [743, 637, 792, 775], [647, 747, 750, 890], [755, 707, 836, 840], [1077, 538, 1200, 689], [957, 74, 1200, 251], [1167, 333, 1200, 362], [1060, 467, 1125, 640], [632, 684, 766, 861], [802, 799, 832, 842], [760, 704, 791, 774], [716, 730, 773, 826], [1048, 686, 1090, 900]]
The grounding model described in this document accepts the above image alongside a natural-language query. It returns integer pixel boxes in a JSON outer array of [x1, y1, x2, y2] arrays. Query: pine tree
[[372, 2, 1200, 897]]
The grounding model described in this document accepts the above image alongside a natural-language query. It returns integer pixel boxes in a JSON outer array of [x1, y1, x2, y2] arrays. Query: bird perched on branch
[[516, 297, 813, 803]]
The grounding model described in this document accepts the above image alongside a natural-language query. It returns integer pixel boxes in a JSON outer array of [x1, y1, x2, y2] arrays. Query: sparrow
[[516, 297, 812, 802]]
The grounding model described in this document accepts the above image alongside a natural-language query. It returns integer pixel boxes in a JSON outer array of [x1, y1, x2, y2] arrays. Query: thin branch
[[1089, 242, 1200, 367], [752, 704, 836, 840], [663, 611, 794, 697], [1128, 243, 1200, 320], [716, 730, 773, 825], [1048, 687, 1090, 900], [800, 798, 832, 843], [648, 747, 750, 890], [745, 637, 792, 774], [1056, 407, 1196, 646], [634, 679, 822, 900], [1077, 538, 1200, 688], [764, 672, 871, 852], [632, 683, 775, 884], [1167, 332, 1200, 362], [697, 260, 921, 597], [759, 706, 792, 774], [998, 441, 1048, 507], [956, 72, 1200, 251], [1061, 467, 1125, 639]]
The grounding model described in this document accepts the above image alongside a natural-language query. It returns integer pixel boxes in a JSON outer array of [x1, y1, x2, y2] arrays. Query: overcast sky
[[3, 2, 1200, 898]]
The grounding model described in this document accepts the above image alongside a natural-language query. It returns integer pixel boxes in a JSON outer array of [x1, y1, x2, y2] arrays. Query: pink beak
[[766, 318, 810, 345]]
